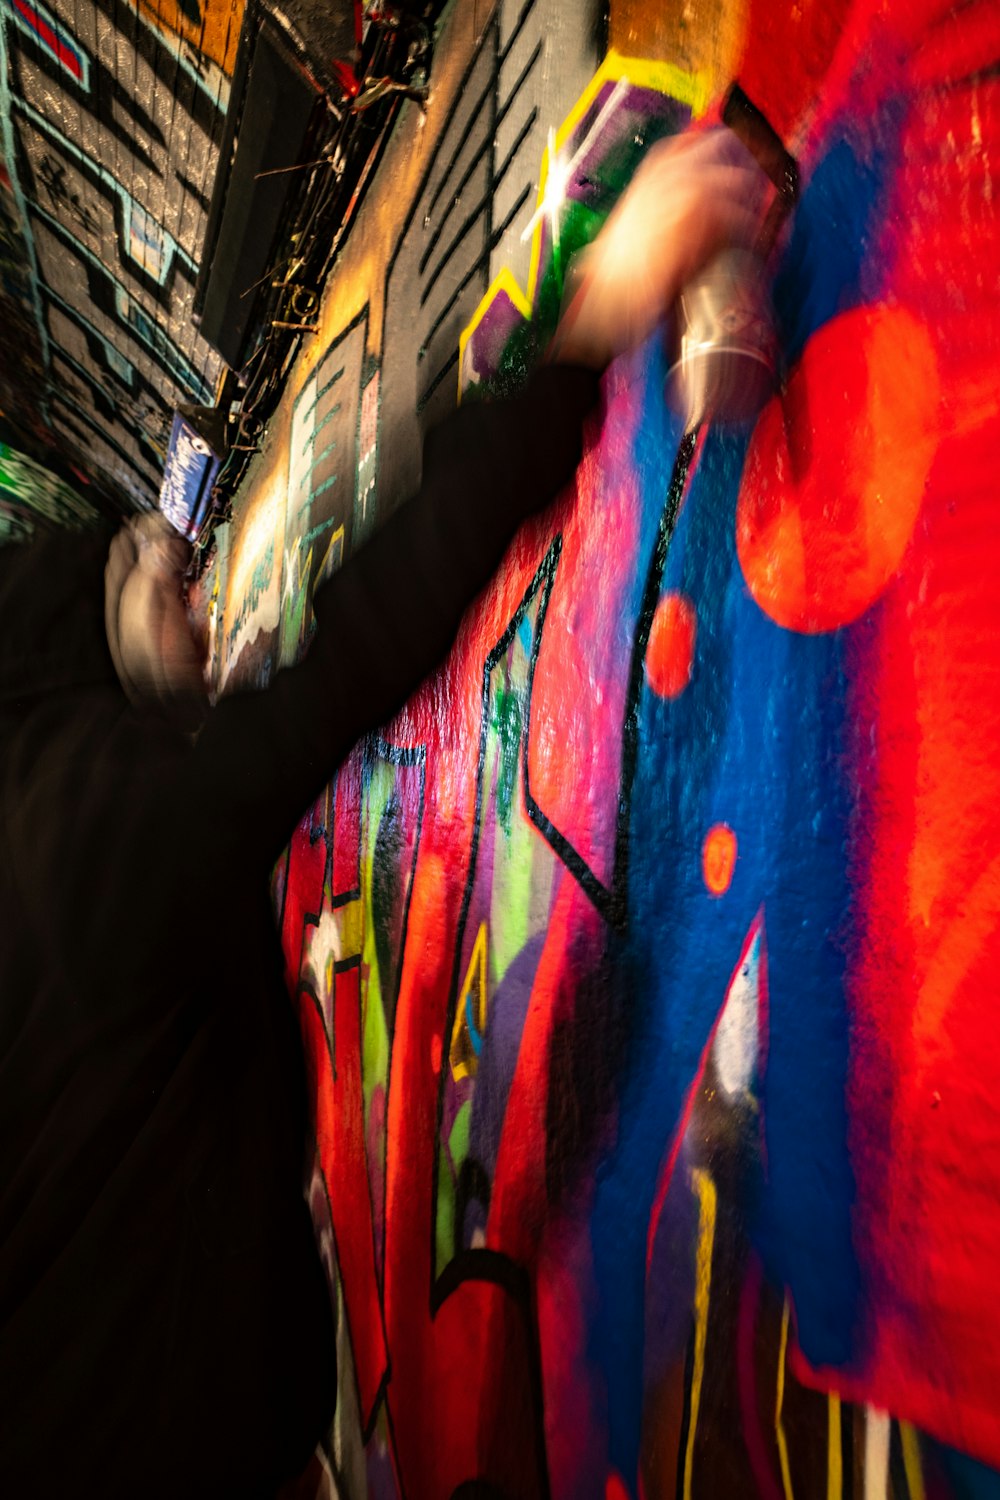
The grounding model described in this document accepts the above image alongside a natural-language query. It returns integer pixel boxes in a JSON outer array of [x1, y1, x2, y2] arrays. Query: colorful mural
[[0, 0, 242, 505], [220, 0, 1000, 1495]]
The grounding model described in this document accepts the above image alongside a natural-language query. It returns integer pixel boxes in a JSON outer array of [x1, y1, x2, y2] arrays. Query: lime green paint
[[360, 761, 395, 1124], [435, 1141, 456, 1274], [449, 1099, 472, 1167]]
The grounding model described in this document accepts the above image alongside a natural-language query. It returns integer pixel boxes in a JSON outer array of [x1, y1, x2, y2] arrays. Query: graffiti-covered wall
[[222, 1, 1000, 1496], [0, 0, 240, 503]]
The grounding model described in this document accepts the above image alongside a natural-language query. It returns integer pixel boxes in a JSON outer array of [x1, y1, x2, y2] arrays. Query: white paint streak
[[864, 1407, 891, 1500], [713, 929, 761, 1099]]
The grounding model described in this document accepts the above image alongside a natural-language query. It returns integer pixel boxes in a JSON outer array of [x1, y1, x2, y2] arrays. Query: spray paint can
[[665, 85, 799, 432], [665, 246, 778, 431]]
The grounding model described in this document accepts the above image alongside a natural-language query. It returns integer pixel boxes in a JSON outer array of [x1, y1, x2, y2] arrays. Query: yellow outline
[[458, 49, 709, 401], [449, 921, 488, 1081], [776, 1300, 796, 1500], [900, 1422, 926, 1500], [317, 523, 345, 585], [682, 1168, 717, 1500], [458, 267, 533, 391]]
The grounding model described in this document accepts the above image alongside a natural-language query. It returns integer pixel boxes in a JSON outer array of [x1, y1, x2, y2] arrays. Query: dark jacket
[[0, 365, 598, 1497]]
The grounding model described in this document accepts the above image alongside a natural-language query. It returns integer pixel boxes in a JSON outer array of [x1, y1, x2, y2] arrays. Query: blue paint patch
[[773, 115, 901, 366], [930, 1441, 1000, 1500], [587, 323, 861, 1479], [465, 989, 483, 1056]]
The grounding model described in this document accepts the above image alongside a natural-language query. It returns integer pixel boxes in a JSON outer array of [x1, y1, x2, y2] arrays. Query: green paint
[[486, 596, 551, 981], [435, 1141, 456, 1275], [490, 686, 522, 835], [490, 801, 543, 985], [360, 762, 395, 1127], [449, 1099, 472, 1171]]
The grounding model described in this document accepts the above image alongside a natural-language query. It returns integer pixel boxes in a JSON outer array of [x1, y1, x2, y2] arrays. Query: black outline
[[430, 1239, 549, 1498], [430, 539, 561, 1292], [522, 430, 698, 927], [416, 180, 531, 377]]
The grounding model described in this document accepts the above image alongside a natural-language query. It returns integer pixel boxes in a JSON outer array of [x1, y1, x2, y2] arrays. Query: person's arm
[[192, 362, 600, 862], [192, 126, 770, 864]]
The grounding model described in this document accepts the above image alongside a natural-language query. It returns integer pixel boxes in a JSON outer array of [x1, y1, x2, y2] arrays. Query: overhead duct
[[194, 11, 323, 372]]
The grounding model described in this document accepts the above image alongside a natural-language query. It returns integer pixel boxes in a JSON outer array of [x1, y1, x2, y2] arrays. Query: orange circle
[[702, 823, 738, 896], [737, 305, 940, 633], [645, 591, 697, 697]]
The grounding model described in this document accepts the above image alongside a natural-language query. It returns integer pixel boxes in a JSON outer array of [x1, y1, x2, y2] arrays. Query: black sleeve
[[191, 363, 601, 863]]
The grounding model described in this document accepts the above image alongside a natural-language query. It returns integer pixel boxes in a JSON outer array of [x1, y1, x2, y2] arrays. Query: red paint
[[488, 875, 604, 1264], [279, 800, 328, 997], [332, 754, 362, 898], [736, 0, 852, 142], [526, 384, 642, 890], [278, 0, 1000, 1481], [737, 1258, 784, 1500], [13, 0, 83, 80], [702, 823, 737, 897], [645, 592, 696, 698], [737, 306, 940, 634], [789, 7, 1000, 1470]]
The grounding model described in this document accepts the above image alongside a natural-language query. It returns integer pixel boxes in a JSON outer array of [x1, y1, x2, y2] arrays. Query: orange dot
[[645, 591, 697, 697], [702, 823, 737, 896], [736, 305, 940, 633], [430, 1032, 442, 1074]]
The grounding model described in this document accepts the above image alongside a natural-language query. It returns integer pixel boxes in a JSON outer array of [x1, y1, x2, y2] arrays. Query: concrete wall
[[223, 2, 1000, 1496]]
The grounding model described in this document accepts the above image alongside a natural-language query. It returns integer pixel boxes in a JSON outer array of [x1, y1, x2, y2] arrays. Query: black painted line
[[419, 128, 491, 278], [425, 63, 495, 226], [420, 104, 538, 310], [611, 430, 697, 923], [498, 0, 539, 71], [415, 347, 458, 415], [429, 541, 561, 1296], [495, 39, 541, 143], [417, 182, 531, 362], [519, 434, 698, 928]]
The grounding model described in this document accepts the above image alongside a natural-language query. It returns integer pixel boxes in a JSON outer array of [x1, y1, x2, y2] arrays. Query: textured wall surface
[[0, 0, 240, 504], [221, 2, 1000, 1497]]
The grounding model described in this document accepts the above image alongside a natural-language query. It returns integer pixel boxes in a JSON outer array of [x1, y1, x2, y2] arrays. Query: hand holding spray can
[[665, 86, 799, 433]]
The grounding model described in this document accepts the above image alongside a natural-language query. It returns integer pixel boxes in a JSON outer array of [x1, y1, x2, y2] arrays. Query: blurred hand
[[550, 127, 773, 370], [105, 515, 208, 726]]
